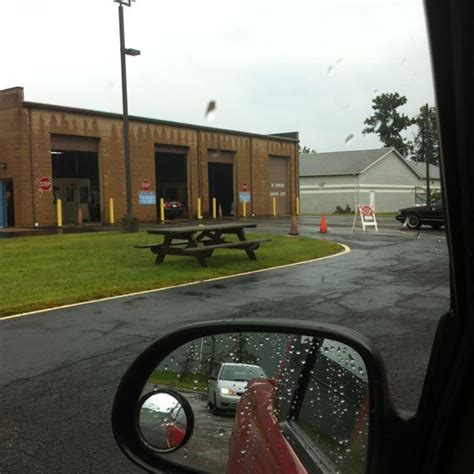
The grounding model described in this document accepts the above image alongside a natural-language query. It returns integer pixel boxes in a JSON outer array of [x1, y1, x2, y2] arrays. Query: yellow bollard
[[242, 200, 247, 218], [160, 197, 165, 223], [272, 197, 276, 217], [56, 198, 63, 227], [296, 197, 300, 216], [109, 198, 114, 224], [212, 198, 217, 219], [197, 197, 202, 220]]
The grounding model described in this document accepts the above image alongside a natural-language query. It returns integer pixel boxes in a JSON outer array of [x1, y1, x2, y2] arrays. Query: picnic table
[[136, 223, 271, 267]]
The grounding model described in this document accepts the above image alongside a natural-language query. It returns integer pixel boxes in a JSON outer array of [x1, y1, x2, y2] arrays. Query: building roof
[[406, 160, 441, 180], [22, 100, 298, 143], [299, 147, 422, 178], [300, 148, 391, 176]]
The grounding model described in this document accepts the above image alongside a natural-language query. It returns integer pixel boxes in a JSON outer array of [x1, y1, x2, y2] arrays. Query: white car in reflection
[[207, 363, 267, 414]]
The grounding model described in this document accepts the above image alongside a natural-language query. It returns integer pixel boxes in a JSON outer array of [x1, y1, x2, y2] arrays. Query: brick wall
[[0, 88, 33, 228], [2, 93, 299, 227]]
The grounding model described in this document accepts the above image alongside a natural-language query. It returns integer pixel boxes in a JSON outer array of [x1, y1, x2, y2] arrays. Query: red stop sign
[[142, 179, 151, 191], [39, 177, 52, 191], [241, 182, 248, 192]]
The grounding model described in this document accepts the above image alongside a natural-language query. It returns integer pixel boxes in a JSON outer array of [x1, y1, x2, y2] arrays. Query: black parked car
[[396, 198, 444, 229], [164, 199, 185, 220]]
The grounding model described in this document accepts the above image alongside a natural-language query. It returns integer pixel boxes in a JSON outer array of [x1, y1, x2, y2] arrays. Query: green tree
[[299, 145, 317, 153], [231, 334, 258, 364], [411, 104, 440, 165], [362, 92, 414, 156]]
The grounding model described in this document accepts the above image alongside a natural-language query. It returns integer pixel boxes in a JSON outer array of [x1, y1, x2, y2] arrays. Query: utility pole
[[423, 104, 431, 206], [115, 0, 140, 232]]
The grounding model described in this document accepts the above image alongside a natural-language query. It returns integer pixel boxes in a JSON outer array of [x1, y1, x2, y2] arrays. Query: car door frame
[[414, 1, 474, 472]]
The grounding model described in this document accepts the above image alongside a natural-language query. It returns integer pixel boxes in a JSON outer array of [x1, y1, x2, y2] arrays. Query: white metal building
[[406, 161, 442, 203], [300, 148, 427, 214]]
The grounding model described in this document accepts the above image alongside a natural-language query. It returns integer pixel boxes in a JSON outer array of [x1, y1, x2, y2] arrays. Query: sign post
[[353, 205, 378, 232]]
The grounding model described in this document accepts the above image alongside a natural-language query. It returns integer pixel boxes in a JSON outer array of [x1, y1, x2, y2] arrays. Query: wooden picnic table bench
[[136, 222, 271, 267]]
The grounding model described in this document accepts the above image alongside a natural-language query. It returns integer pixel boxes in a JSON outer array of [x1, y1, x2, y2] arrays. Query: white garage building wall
[[358, 151, 419, 212], [300, 149, 422, 214], [301, 175, 358, 214]]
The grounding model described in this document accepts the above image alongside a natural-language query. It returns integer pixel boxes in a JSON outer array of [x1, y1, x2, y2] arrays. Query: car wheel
[[431, 223, 443, 230], [406, 213, 421, 229], [207, 393, 215, 411], [212, 394, 220, 415]]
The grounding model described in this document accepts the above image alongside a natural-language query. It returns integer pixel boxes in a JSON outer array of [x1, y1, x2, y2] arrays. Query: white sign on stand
[[353, 205, 378, 232]]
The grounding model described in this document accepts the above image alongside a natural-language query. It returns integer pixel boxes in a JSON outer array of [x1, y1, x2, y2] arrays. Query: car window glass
[[2, 0, 452, 473], [293, 341, 369, 473], [219, 365, 266, 381], [274, 336, 318, 421]]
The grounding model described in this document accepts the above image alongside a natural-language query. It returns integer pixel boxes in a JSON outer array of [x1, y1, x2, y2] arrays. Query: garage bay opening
[[269, 155, 290, 215], [155, 146, 188, 220], [51, 135, 100, 224], [208, 151, 234, 217]]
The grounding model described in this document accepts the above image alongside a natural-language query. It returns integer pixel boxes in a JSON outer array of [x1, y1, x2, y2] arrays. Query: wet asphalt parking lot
[[0, 216, 449, 473]]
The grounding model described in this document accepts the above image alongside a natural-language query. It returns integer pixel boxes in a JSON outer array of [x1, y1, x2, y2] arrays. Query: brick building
[[0, 87, 299, 228]]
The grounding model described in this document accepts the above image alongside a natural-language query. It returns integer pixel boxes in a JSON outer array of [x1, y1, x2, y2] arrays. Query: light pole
[[421, 104, 431, 206], [115, 0, 140, 232]]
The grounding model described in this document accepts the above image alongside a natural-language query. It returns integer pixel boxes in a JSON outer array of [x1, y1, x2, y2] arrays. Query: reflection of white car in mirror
[[207, 363, 266, 414]]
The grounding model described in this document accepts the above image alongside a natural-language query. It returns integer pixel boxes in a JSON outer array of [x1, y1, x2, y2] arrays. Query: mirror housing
[[112, 319, 401, 473], [137, 389, 194, 453]]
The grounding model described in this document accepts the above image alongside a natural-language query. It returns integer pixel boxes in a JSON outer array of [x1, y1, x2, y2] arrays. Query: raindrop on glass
[[345, 134, 354, 144], [205, 100, 217, 122]]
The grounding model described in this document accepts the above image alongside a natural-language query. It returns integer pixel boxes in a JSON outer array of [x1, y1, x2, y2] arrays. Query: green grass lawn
[[148, 370, 208, 392], [0, 231, 343, 317]]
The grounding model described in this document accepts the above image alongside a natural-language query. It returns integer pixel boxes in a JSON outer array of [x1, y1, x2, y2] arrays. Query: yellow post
[[197, 197, 202, 220], [160, 198, 165, 223], [56, 198, 63, 227], [109, 198, 114, 224], [212, 198, 217, 219], [242, 200, 247, 218], [272, 197, 276, 217], [296, 197, 300, 216]]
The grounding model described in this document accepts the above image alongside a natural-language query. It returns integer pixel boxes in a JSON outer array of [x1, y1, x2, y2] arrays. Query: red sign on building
[[39, 177, 52, 191], [142, 179, 151, 191]]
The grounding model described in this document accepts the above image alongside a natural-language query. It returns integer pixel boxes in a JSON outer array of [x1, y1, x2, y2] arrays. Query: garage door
[[269, 156, 290, 215]]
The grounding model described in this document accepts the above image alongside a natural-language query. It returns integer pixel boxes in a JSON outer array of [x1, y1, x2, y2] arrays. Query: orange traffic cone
[[77, 207, 83, 225], [289, 215, 299, 236], [319, 213, 327, 233], [218, 204, 223, 220]]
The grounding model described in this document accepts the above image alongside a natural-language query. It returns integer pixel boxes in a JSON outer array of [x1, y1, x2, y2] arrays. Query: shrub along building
[[0, 87, 299, 228]]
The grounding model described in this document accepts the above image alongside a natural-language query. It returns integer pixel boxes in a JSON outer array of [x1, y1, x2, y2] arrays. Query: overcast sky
[[2, 0, 435, 152]]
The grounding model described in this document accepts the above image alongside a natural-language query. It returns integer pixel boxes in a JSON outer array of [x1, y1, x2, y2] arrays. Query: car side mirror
[[112, 319, 398, 473], [138, 389, 194, 453]]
